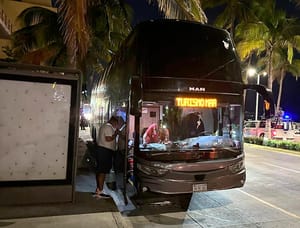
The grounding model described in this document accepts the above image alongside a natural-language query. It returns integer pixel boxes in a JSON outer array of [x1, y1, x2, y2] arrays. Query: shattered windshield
[[139, 101, 242, 152]]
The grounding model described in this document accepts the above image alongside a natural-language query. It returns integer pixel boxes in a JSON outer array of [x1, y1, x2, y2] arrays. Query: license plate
[[193, 183, 207, 192]]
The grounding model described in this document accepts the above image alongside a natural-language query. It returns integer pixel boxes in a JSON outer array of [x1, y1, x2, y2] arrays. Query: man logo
[[189, 87, 205, 92]]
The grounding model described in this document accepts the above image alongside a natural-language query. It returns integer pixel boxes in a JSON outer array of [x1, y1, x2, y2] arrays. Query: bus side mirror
[[243, 84, 275, 119], [130, 76, 142, 116]]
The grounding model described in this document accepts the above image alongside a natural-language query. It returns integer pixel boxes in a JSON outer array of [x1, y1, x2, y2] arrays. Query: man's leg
[[96, 173, 106, 192], [95, 173, 110, 198]]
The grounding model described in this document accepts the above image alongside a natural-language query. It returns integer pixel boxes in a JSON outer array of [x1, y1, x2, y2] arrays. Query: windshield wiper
[[200, 59, 235, 79]]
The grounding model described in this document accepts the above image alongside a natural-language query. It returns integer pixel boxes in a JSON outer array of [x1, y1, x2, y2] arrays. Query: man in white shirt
[[94, 116, 119, 198]]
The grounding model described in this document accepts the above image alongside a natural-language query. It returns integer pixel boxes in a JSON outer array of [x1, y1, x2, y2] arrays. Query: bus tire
[[259, 133, 264, 138], [178, 193, 192, 210]]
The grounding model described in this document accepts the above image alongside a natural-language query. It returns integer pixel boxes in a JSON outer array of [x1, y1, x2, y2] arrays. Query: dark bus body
[[90, 20, 274, 196]]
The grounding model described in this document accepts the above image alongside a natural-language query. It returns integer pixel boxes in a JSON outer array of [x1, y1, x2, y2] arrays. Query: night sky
[[126, 0, 300, 121]]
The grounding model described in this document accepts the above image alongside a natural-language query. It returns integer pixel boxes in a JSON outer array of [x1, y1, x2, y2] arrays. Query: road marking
[[238, 189, 300, 219], [246, 143, 300, 157], [262, 162, 300, 174]]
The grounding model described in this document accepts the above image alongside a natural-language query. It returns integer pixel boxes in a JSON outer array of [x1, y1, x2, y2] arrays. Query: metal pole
[[255, 74, 260, 121]]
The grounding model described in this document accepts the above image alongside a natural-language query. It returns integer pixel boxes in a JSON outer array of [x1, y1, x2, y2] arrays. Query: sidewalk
[[0, 127, 135, 228], [76, 127, 137, 213]]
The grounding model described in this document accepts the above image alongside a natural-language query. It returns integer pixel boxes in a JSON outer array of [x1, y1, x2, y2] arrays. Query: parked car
[[244, 118, 299, 141], [243, 120, 267, 138], [271, 118, 296, 141]]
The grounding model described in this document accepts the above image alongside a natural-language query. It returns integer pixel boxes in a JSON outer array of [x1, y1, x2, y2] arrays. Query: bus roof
[[124, 19, 242, 82]]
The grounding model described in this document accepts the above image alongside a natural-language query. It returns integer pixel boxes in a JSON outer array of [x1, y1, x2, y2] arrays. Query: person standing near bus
[[94, 116, 119, 198]]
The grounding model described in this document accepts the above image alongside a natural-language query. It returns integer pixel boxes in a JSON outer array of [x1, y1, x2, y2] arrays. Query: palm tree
[[272, 47, 300, 113], [84, 0, 133, 94], [53, 0, 209, 67], [56, 0, 132, 68], [201, 0, 257, 37], [10, 2, 132, 67], [147, 0, 207, 23], [11, 6, 66, 66], [55, 0, 90, 68], [235, 2, 300, 92], [228, 1, 300, 139]]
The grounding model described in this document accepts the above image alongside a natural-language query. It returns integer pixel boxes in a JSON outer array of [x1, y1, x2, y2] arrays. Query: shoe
[[93, 189, 111, 199], [94, 192, 111, 199]]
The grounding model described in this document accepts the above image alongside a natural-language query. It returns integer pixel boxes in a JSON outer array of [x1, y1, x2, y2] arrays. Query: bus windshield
[[139, 100, 242, 152], [140, 21, 241, 82]]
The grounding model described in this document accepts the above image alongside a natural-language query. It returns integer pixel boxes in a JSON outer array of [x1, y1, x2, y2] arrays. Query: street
[[1, 143, 300, 228], [121, 144, 300, 227]]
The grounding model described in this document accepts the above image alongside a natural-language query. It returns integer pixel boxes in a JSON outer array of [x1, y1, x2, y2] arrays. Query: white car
[[243, 120, 266, 138]]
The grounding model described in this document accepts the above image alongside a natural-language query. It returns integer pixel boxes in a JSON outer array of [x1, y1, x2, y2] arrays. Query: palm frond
[[236, 40, 265, 60], [235, 22, 269, 41], [291, 35, 300, 52], [56, 0, 90, 64], [148, 0, 207, 23], [288, 59, 300, 80]]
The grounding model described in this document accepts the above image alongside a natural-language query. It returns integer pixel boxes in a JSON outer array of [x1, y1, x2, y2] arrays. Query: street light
[[246, 68, 267, 121]]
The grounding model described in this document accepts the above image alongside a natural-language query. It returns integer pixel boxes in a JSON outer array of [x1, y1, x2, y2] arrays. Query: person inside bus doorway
[[142, 123, 161, 145], [94, 116, 119, 198], [143, 122, 170, 145], [159, 127, 170, 143], [182, 112, 205, 139]]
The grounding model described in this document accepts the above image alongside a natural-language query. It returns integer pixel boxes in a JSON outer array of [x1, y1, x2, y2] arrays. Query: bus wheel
[[136, 181, 142, 196], [178, 193, 192, 210], [134, 179, 145, 197], [259, 133, 264, 138]]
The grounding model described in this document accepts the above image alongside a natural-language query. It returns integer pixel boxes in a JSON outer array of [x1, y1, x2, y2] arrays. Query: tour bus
[[90, 19, 275, 199]]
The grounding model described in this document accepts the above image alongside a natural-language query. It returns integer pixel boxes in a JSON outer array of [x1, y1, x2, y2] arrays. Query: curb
[[245, 143, 300, 156]]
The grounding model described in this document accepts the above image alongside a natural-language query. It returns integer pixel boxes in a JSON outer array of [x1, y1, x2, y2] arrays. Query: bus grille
[[194, 174, 206, 181]]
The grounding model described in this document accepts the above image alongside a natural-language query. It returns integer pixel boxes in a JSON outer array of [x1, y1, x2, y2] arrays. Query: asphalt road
[[122, 144, 300, 227], [2, 140, 300, 227]]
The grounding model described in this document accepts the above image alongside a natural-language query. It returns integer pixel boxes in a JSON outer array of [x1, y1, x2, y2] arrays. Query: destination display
[[175, 97, 217, 108]]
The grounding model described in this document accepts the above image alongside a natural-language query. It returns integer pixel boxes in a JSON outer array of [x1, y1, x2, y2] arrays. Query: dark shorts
[[95, 146, 113, 174]]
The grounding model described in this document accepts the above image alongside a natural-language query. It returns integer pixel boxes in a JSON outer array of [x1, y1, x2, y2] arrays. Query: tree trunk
[[264, 47, 274, 141], [267, 47, 274, 90], [276, 68, 285, 114]]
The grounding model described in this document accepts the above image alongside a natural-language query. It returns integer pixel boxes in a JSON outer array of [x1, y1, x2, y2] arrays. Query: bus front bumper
[[137, 168, 246, 195]]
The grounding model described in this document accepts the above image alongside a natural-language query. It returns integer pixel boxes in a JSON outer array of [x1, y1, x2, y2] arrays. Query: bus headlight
[[137, 163, 169, 176], [228, 160, 244, 173]]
